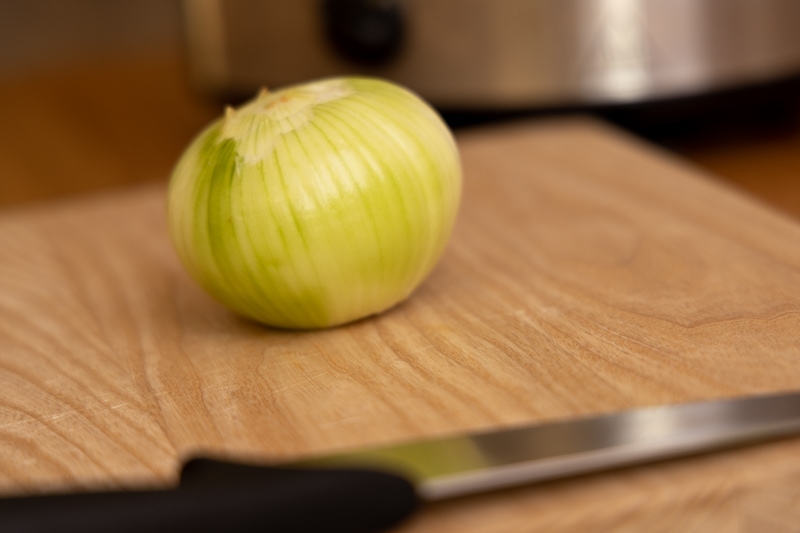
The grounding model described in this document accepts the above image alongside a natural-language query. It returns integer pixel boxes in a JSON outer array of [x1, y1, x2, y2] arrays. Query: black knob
[[323, 0, 405, 66]]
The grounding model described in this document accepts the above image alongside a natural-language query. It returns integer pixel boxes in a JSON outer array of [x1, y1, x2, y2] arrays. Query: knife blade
[[3, 391, 800, 532], [287, 389, 800, 501]]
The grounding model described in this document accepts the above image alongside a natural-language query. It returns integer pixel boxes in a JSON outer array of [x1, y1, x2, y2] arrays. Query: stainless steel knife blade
[[291, 391, 800, 501]]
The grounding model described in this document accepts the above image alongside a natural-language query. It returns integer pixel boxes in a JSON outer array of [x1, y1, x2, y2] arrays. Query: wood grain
[[1, 119, 800, 531]]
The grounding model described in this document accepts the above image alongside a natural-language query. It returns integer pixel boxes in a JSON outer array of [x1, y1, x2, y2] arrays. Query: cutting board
[[2, 118, 800, 531]]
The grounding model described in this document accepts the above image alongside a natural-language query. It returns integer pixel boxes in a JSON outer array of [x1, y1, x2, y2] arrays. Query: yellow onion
[[167, 77, 461, 329]]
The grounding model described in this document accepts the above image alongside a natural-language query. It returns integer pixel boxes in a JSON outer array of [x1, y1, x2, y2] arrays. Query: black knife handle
[[0, 460, 418, 533]]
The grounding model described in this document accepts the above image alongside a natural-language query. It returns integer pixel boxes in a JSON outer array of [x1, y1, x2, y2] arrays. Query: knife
[[3, 391, 800, 532]]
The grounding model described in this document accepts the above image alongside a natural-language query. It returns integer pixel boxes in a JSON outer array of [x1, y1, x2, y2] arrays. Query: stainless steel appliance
[[183, 0, 800, 109]]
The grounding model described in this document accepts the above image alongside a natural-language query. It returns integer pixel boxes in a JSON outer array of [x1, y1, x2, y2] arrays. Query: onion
[[167, 77, 462, 329]]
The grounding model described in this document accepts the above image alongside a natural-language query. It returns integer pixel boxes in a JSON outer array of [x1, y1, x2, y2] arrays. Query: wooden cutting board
[[2, 118, 800, 531]]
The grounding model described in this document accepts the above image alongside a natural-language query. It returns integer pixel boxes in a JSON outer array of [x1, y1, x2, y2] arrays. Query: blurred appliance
[[183, 0, 800, 110]]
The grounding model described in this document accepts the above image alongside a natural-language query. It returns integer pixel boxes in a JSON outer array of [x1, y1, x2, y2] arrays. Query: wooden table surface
[[2, 56, 800, 532]]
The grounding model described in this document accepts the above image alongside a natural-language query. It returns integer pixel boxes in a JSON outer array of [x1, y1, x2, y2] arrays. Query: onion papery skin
[[167, 77, 461, 329]]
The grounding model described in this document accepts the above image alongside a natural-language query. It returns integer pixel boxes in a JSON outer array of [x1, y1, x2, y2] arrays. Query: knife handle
[[0, 460, 418, 533]]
